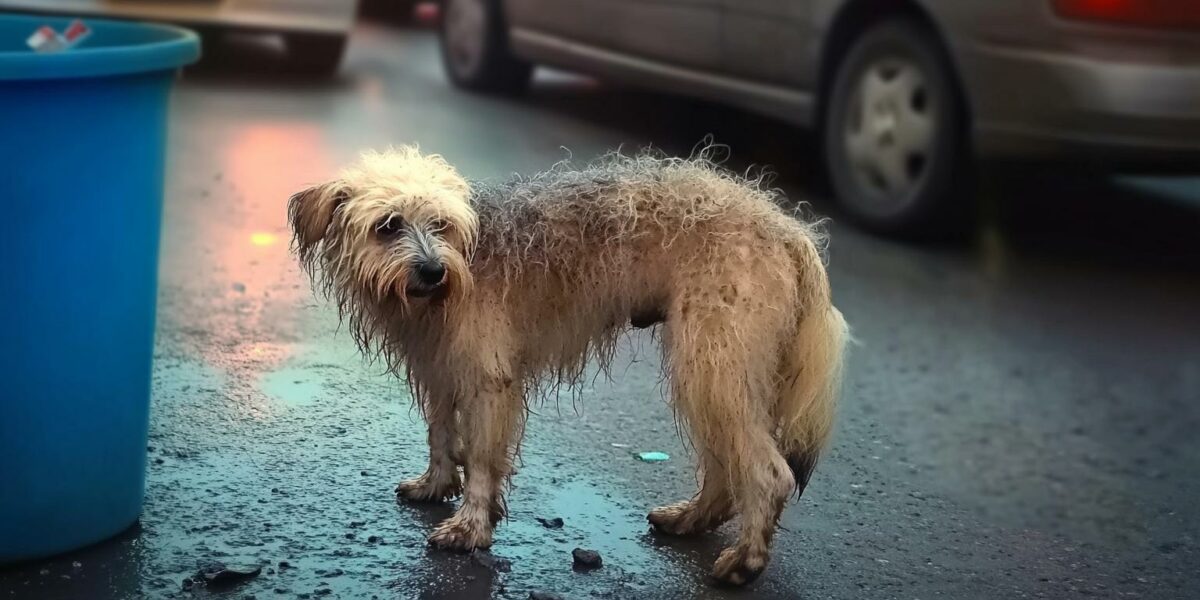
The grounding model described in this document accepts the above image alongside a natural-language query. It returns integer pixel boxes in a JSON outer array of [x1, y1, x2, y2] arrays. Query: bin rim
[[0, 13, 199, 81]]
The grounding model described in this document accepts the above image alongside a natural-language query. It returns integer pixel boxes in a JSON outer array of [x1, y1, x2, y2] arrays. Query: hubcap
[[843, 58, 934, 203], [445, 0, 486, 75]]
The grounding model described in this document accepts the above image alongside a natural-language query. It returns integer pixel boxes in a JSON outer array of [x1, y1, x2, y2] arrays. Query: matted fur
[[288, 145, 848, 586]]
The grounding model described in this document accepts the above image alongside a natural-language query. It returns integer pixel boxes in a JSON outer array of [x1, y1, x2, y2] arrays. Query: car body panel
[[608, 0, 721, 72], [507, 0, 612, 50], [0, 0, 357, 34], [510, 26, 816, 125], [503, 0, 1200, 166], [720, 0, 812, 88], [948, 0, 1200, 159]]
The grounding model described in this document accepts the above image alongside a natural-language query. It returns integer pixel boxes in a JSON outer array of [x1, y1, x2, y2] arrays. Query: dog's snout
[[418, 261, 446, 285]]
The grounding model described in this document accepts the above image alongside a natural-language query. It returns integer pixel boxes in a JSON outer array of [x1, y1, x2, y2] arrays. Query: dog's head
[[288, 147, 477, 314]]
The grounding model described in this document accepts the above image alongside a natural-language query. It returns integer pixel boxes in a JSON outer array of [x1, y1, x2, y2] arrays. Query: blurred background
[[0, 0, 1197, 599]]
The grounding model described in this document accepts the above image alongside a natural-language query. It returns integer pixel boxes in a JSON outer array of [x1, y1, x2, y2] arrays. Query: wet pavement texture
[[3, 23, 1200, 600]]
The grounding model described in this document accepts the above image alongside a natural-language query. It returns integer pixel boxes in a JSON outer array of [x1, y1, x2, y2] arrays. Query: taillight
[[1052, 0, 1200, 30]]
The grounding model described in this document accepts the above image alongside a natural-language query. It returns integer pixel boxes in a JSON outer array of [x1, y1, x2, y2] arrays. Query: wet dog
[[288, 146, 847, 585]]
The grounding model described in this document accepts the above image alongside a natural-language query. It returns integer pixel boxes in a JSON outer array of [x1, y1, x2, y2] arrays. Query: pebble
[[471, 550, 512, 573], [536, 517, 564, 529], [199, 564, 262, 589], [572, 548, 602, 569]]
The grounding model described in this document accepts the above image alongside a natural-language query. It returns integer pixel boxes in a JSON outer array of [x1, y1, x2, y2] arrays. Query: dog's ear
[[288, 180, 350, 257]]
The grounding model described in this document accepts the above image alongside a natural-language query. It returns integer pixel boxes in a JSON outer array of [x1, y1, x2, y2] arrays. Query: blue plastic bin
[[0, 14, 199, 563]]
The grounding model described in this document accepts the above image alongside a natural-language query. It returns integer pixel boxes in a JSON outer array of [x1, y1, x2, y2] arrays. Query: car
[[360, 0, 420, 24], [437, 0, 1200, 237], [0, 0, 359, 74]]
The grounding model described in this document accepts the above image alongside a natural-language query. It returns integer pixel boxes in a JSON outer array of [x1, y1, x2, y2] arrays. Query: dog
[[288, 146, 847, 586]]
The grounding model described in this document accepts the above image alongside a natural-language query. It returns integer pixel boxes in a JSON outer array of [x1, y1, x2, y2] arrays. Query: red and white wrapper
[[26, 20, 90, 53], [63, 20, 91, 45], [26, 25, 64, 53]]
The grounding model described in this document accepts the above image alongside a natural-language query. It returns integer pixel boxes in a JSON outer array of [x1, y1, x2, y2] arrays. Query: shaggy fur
[[289, 146, 847, 586]]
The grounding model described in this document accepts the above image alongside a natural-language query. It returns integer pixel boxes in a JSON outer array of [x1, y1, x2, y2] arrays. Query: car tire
[[823, 19, 971, 238], [440, 0, 532, 93], [286, 33, 347, 76]]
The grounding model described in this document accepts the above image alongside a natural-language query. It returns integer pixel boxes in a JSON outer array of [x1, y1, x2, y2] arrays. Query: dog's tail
[[775, 300, 848, 496]]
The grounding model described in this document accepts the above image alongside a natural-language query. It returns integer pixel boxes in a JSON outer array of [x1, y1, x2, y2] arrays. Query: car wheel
[[823, 19, 971, 237], [440, 0, 532, 92], [286, 33, 347, 76]]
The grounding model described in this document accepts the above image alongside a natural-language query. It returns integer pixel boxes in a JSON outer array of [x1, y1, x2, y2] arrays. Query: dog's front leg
[[428, 376, 523, 552], [397, 391, 462, 503]]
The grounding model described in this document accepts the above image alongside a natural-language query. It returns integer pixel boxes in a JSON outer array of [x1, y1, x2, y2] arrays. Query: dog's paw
[[396, 471, 462, 503], [428, 516, 493, 552], [711, 546, 768, 587], [648, 501, 726, 536]]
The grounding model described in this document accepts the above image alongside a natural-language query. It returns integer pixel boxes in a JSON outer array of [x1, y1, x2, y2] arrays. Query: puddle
[[506, 481, 664, 576], [256, 341, 394, 407], [260, 366, 324, 405]]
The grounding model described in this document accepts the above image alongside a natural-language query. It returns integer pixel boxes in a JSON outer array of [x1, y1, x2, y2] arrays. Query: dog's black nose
[[417, 262, 446, 285]]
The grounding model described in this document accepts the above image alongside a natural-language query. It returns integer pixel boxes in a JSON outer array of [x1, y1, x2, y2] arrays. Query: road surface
[[2, 23, 1199, 600]]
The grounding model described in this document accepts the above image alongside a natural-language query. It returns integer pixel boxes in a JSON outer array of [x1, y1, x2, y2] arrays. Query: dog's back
[[465, 153, 830, 381]]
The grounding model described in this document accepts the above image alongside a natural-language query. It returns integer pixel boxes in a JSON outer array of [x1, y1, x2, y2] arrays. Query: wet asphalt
[[2, 21, 1200, 600]]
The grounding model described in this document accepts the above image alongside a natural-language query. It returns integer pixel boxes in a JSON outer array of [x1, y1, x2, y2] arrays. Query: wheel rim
[[445, 0, 486, 75], [842, 57, 934, 207]]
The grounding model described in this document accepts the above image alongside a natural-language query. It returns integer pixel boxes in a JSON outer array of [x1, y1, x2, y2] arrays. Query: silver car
[[0, 0, 359, 74], [438, 0, 1200, 236]]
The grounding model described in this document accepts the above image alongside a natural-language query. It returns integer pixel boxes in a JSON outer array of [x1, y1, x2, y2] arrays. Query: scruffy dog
[[288, 146, 847, 585]]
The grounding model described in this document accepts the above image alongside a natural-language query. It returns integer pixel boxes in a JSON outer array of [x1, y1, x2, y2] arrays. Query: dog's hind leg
[[649, 325, 736, 535], [428, 375, 524, 552], [664, 281, 796, 586], [709, 425, 794, 586], [648, 454, 733, 535], [397, 389, 462, 503]]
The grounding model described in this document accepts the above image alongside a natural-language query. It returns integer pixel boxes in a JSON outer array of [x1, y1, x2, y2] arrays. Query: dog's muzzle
[[407, 261, 447, 298]]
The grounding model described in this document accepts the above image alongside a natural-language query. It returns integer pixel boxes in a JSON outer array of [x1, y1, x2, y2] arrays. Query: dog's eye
[[375, 215, 406, 239], [429, 218, 450, 233]]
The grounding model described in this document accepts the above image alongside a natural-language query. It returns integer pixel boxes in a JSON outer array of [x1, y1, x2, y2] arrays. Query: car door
[[507, 0, 615, 50], [720, 0, 816, 88], [607, 0, 722, 71]]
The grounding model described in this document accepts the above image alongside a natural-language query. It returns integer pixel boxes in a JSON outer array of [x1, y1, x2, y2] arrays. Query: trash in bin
[[26, 19, 90, 53]]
